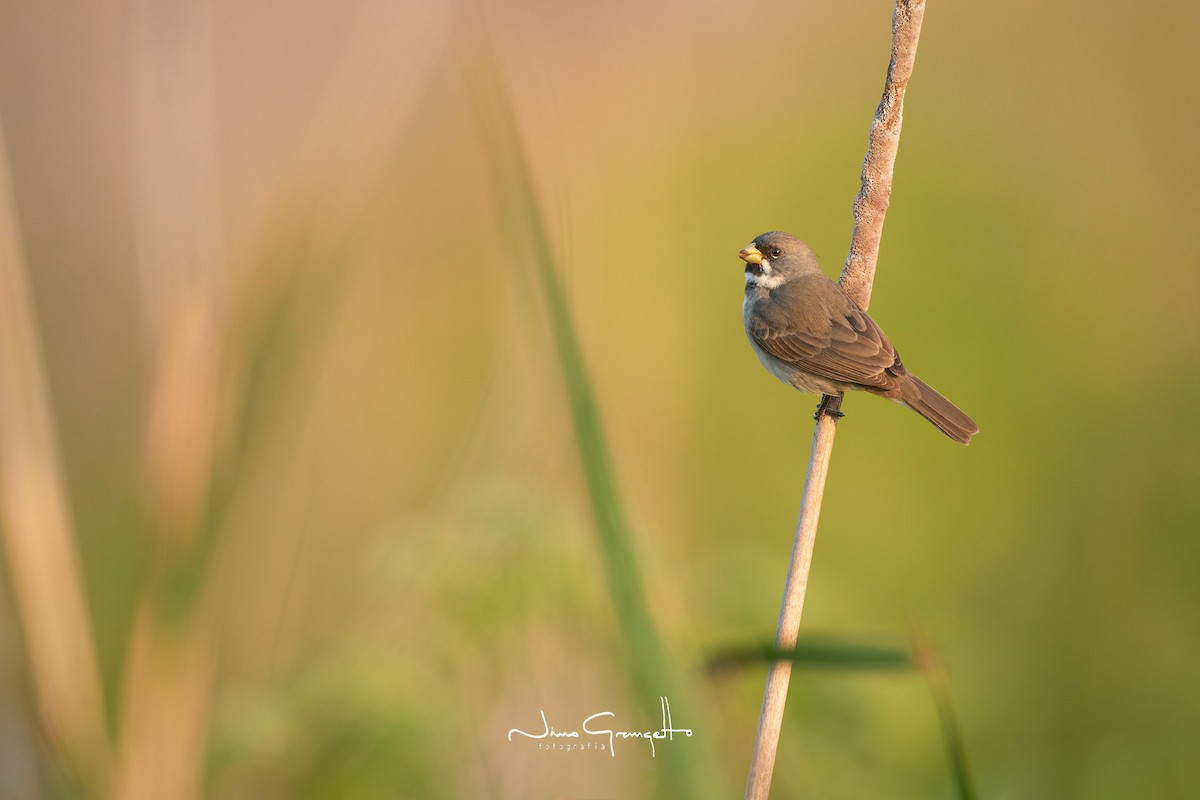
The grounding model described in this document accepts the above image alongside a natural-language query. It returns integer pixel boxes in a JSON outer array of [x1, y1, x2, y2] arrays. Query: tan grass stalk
[[112, 2, 225, 797], [744, 2, 927, 797], [0, 118, 112, 787], [115, 4, 455, 793]]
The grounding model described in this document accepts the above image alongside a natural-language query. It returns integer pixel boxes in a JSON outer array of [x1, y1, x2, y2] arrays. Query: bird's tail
[[900, 376, 979, 445]]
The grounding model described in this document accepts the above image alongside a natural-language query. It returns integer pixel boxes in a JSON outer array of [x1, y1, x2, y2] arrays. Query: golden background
[[0, 0, 1197, 797]]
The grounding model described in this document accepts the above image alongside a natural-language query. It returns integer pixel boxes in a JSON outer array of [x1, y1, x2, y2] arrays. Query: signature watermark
[[507, 696, 693, 757]]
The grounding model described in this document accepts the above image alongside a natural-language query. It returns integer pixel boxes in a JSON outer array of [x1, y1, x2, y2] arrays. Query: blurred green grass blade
[[928, 675, 976, 800], [708, 636, 915, 674], [461, 35, 661, 690], [711, 632, 978, 799], [913, 628, 977, 800], [148, 254, 347, 630], [461, 31, 717, 800]]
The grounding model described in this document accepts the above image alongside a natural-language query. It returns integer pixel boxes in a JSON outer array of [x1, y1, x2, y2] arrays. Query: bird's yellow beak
[[739, 245, 763, 265]]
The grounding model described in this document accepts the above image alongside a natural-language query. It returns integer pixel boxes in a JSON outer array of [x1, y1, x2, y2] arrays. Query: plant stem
[[0, 118, 112, 789], [744, 2, 927, 797]]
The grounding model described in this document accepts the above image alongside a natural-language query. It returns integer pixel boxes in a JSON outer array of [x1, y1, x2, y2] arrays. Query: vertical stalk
[[114, 2, 224, 796], [744, 2, 927, 797], [0, 116, 112, 792]]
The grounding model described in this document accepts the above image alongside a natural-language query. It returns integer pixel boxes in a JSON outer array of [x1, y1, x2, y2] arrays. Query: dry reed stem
[[115, 4, 455, 793], [113, 3, 224, 797], [112, 599, 217, 800], [0, 117, 112, 789], [838, 0, 926, 310], [112, 295, 221, 800], [744, 2, 926, 798]]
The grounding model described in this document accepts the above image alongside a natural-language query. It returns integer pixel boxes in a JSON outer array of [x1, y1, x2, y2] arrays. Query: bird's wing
[[749, 300, 904, 389]]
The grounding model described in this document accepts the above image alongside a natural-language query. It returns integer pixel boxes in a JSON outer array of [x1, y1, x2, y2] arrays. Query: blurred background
[[0, 0, 1198, 797]]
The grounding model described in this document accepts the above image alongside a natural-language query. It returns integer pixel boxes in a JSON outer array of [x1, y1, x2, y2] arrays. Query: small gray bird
[[740, 231, 978, 445]]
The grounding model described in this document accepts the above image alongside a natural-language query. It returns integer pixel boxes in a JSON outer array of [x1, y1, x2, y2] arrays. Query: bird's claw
[[814, 397, 846, 422]]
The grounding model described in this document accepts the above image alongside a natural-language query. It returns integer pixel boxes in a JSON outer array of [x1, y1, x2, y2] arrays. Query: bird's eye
[[771, 248, 782, 258]]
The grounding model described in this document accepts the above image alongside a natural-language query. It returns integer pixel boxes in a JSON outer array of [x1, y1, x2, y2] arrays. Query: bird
[[740, 231, 978, 445]]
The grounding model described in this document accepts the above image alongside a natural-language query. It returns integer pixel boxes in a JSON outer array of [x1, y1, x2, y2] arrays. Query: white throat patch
[[746, 263, 785, 290]]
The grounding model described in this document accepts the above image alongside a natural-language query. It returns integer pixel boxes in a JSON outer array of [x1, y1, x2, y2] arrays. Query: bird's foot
[[814, 395, 846, 422]]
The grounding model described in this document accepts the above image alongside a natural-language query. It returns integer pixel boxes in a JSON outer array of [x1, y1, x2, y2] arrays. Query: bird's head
[[739, 231, 821, 288]]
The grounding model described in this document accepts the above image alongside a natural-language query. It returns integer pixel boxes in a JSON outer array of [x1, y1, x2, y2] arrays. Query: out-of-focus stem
[[0, 117, 112, 789]]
